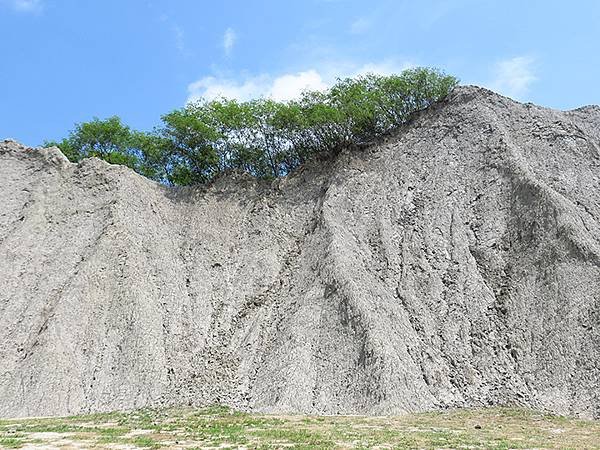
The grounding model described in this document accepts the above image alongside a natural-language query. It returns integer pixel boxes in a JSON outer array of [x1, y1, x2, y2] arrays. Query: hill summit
[[1, 86, 599, 418]]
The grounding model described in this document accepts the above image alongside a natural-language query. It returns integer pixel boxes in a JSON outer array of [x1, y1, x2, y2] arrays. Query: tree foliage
[[45, 68, 458, 185]]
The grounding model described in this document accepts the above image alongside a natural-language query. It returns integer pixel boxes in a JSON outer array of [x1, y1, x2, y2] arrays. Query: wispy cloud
[[419, 0, 456, 29], [4, 0, 43, 13], [157, 14, 191, 57], [223, 27, 236, 56], [489, 56, 537, 100], [350, 17, 372, 34], [187, 60, 414, 103], [172, 25, 189, 56]]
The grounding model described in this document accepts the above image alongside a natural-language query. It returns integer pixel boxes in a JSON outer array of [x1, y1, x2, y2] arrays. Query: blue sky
[[1, 0, 599, 147]]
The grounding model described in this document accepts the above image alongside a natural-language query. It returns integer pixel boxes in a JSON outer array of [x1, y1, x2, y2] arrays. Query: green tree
[[43, 116, 167, 182], [69, 116, 131, 159], [45, 67, 459, 186], [160, 105, 221, 184]]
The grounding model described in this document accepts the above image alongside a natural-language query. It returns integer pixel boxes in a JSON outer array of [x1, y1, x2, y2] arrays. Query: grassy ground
[[0, 406, 598, 449]]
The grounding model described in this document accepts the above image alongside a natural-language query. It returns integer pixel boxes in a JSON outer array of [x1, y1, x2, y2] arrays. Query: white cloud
[[270, 70, 328, 101], [187, 70, 327, 103], [6, 0, 43, 13], [223, 27, 236, 56], [188, 75, 270, 103], [187, 60, 414, 103], [352, 60, 414, 77], [489, 56, 537, 100]]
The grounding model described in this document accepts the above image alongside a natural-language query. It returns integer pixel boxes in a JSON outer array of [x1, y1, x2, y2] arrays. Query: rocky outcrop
[[1, 86, 599, 418]]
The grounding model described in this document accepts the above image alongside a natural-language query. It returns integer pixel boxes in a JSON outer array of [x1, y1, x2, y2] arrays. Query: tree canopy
[[45, 68, 458, 186]]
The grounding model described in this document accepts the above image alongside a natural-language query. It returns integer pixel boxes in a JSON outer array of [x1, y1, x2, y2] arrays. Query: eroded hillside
[[1, 86, 599, 418]]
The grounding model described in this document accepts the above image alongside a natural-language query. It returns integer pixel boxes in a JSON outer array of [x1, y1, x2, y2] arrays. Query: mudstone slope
[[1, 86, 599, 418]]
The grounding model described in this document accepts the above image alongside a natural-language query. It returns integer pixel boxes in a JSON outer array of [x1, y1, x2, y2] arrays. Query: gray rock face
[[1, 86, 599, 419]]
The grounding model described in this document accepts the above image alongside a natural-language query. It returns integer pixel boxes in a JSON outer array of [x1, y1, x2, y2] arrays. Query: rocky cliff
[[1, 86, 599, 418]]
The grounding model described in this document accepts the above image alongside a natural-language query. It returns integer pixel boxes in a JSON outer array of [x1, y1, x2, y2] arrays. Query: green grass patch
[[0, 406, 598, 449], [0, 437, 23, 448]]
